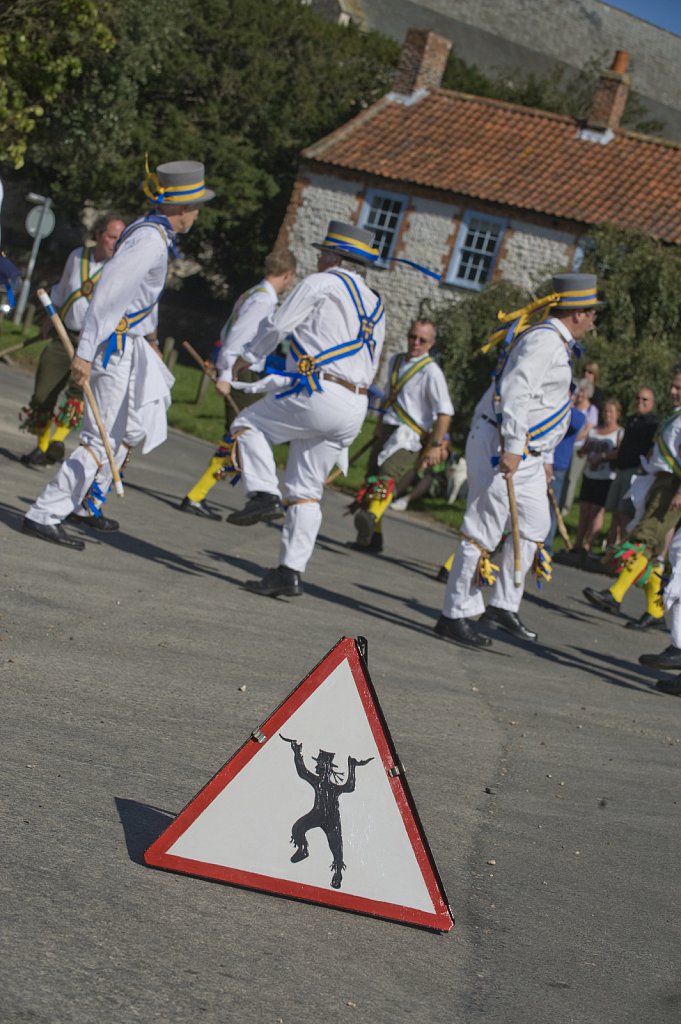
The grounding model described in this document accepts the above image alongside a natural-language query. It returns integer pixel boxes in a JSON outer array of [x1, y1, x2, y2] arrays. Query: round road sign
[[25, 205, 56, 240]]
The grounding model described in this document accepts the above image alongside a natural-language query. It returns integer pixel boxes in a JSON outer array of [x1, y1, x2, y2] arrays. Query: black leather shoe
[[639, 645, 681, 670], [68, 513, 119, 532], [353, 508, 376, 547], [625, 613, 666, 631], [583, 587, 621, 614], [20, 447, 47, 468], [436, 565, 449, 583], [433, 614, 491, 649], [228, 492, 284, 526], [180, 496, 221, 521], [482, 605, 538, 641], [45, 440, 65, 464], [348, 531, 383, 554], [656, 677, 681, 696], [21, 517, 85, 550], [244, 565, 303, 597]]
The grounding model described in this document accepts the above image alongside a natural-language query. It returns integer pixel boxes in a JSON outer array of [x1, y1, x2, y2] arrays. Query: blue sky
[[605, 0, 681, 36]]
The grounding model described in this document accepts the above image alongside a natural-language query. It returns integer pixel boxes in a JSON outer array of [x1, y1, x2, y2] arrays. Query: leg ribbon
[[54, 396, 85, 431], [533, 543, 552, 588], [19, 404, 52, 436], [212, 431, 243, 486], [609, 542, 653, 595], [459, 531, 499, 587]]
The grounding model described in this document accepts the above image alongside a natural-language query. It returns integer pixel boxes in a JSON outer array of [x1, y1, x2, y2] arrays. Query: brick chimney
[[586, 50, 631, 132], [392, 29, 451, 96]]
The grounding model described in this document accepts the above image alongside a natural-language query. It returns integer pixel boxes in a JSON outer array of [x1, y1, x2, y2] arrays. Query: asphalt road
[[1, 361, 679, 1024]]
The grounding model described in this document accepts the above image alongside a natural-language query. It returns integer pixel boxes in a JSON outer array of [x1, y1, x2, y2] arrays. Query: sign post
[[13, 192, 55, 325]]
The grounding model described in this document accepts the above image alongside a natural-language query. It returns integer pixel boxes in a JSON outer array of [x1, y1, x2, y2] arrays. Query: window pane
[[454, 215, 503, 287], [362, 194, 405, 262]]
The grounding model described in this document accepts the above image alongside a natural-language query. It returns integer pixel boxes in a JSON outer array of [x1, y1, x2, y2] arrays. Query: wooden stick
[[36, 289, 124, 497], [0, 334, 44, 361], [506, 473, 523, 587], [547, 483, 572, 551], [181, 339, 241, 417]]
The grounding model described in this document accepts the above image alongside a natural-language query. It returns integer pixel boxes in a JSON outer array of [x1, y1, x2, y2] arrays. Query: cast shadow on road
[[0, 445, 32, 466], [316, 532, 443, 581], [97, 529, 236, 580], [122, 478, 237, 517], [115, 797, 175, 865]]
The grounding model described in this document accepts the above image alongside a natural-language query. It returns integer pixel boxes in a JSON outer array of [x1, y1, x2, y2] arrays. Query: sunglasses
[[408, 333, 430, 343]]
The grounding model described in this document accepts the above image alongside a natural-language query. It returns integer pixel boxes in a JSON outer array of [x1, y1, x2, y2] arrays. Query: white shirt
[[382, 353, 454, 431], [216, 279, 277, 381], [497, 316, 574, 457], [77, 219, 169, 362], [50, 246, 106, 332], [241, 268, 385, 389], [648, 408, 681, 474]]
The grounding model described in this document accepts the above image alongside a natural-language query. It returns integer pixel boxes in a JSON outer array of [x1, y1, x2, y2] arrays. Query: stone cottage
[[274, 29, 681, 377]]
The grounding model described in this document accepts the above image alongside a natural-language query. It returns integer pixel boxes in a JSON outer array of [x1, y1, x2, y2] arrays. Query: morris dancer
[[179, 248, 296, 520], [435, 273, 602, 649], [20, 212, 125, 466], [351, 318, 453, 553], [639, 524, 681, 694], [584, 365, 681, 628], [223, 220, 386, 597], [22, 158, 214, 548]]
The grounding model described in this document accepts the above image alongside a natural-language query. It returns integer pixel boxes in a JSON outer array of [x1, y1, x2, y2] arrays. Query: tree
[[429, 225, 681, 444], [423, 281, 531, 445], [0, 0, 114, 168], [579, 226, 681, 415], [16, 0, 399, 294]]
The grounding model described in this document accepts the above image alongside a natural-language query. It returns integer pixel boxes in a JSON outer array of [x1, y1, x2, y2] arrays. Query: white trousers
[[663, 527, 681, 648], [442, 417, 551, 619], [25, 341, 146, 526], [232, 382, 367, 573]]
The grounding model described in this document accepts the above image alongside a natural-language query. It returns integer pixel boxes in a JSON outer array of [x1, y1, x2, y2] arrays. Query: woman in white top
[[574, 397, 623, 553]]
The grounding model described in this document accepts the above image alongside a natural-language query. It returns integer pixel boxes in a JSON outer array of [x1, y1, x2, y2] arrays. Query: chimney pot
[[586, 50, 631, 133], [611, 50, 629, 75], [392, 29, 452, 96]]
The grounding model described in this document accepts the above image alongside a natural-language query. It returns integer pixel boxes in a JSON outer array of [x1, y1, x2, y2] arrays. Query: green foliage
[[579, 226, 681, 415], [430, 225, 681, 441], [0, 0, 114, 168], [16, 0, 399, 293], [424, 281, 531, 444]]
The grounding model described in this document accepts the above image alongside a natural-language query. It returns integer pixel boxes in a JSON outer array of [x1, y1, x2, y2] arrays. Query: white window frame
[[359, 188, 407, 267], [445, 210, 506, 291]]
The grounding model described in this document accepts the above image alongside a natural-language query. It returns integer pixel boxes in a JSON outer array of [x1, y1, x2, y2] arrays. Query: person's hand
[[216, 379, 232, 398], [499, 451, 522, 479], [419, 442, 446, 469], [544, 463, 554, 484], [671, 492, 681, 512], [71, 356, 92, 387]]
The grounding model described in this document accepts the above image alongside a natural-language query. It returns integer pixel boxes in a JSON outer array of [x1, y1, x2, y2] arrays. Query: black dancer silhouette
[[280, 735, 373, 889]]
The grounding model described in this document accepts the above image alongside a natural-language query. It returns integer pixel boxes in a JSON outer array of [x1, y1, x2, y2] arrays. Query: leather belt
[[319, 372, 368, 396]]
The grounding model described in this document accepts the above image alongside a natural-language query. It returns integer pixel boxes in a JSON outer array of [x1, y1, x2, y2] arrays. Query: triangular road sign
[[144, 637, 454, 932]]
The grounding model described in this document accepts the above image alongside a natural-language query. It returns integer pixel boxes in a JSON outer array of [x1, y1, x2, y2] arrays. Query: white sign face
[[25, 205, 55, 240], [145, 638, 453, 931]]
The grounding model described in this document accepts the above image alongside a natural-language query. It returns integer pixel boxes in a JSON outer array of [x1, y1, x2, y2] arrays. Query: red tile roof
[[302, 89, 681, 243]]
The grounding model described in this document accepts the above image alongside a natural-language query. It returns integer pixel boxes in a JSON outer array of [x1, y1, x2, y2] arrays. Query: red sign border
[[144, 637, 454, 933]]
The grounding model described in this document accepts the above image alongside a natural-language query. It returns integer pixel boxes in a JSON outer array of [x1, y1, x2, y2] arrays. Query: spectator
[[561, 377, 598, 515], [573, 397, 623, 557], [545, 387, 587, 554], [583, 360, 604, 418], [604, 387, 658, 550]]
